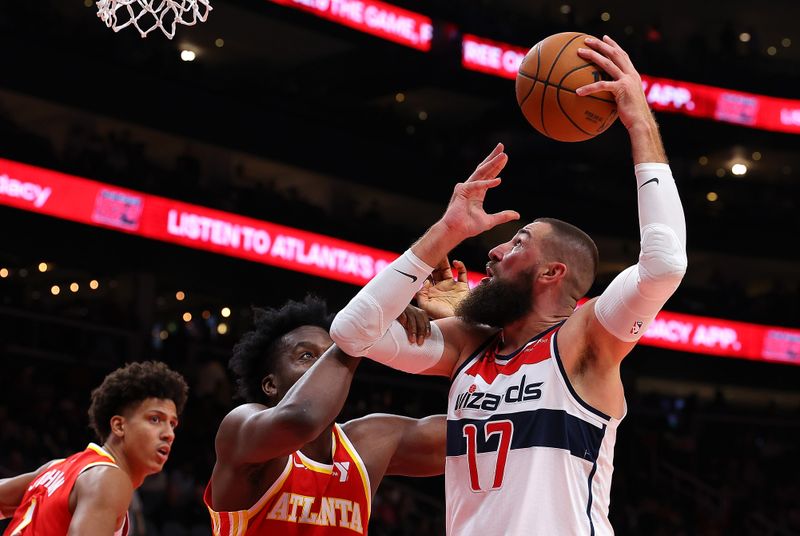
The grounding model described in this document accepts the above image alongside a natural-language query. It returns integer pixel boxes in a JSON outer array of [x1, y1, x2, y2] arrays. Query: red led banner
[[268, 0, 432, 51], [462, 34, 800, 135], [1, 158, 798, 365]]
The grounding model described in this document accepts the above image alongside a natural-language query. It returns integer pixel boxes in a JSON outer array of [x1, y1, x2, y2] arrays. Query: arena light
[[176, 290, 186, 301], [70, 282, 79, 292], [183, 312, 192, 322], [89, 279, 100, 290], [180, 49, 196, 62], [38, 262, 48, 272], [0, 268, 8, 278], [706, 192, 719, 202], [731, 163, 748, 176], [217, 322, 228, 335], [50, 285, 60, 296], [221, 306, 231, 318]]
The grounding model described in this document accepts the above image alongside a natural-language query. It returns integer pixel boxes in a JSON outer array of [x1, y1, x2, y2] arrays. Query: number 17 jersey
[[446, 323, 623, 535]]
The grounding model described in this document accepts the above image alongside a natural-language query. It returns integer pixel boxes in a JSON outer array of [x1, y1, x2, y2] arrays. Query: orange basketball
[[515, 32, 618, 142]]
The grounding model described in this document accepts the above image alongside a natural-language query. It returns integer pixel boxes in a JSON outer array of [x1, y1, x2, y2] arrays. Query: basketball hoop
[[96, 0, 212, 40]]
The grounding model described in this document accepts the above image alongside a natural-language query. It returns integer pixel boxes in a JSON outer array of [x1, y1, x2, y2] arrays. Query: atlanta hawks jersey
[[4, 443, 129, 536], [446, 323, 624, 535], [205, 423, 371, 535]]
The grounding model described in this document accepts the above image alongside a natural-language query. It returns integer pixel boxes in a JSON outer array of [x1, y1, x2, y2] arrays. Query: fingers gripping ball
[[516, 32, 618, 142]]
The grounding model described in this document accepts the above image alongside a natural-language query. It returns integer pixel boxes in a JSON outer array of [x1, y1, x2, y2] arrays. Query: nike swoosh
[[393, 269, 418, 283], [639, 177, 659, 189]]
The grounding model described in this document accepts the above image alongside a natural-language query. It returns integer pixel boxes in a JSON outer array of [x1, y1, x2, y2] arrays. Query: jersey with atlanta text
[[204, 423, 371, 535], [4, 443, 129, 536], [446, 323, 624, 536]]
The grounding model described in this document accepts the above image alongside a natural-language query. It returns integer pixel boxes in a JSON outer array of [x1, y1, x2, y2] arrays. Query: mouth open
[[156, 446, 170, 461]]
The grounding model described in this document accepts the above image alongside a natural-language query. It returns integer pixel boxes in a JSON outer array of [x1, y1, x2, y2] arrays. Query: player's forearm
[[628, 116, 667, 165], [410, 220, 462, 269], [277, 347, 361, 430]]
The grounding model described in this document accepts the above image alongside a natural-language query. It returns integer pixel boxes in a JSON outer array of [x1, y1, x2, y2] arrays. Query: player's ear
[[540, 262, 567, 283], [110, 415, 125, 438], [261, 374, 278, 399]]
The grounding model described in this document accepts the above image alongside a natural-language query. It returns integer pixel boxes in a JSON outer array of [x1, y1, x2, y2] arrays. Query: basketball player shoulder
[[215, 403, 269, 455], [73, 463, 133, 506]]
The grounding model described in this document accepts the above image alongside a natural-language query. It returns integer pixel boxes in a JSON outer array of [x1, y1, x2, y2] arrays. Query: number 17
[[462, 420, 513, 492]]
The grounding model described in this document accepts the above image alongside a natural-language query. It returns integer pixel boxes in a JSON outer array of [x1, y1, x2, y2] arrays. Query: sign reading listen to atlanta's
[[0, 157, 797, 365]]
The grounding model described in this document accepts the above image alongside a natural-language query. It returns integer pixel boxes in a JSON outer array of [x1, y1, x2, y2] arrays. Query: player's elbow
[[330, 313, 374, 357], [638, 223, 687, 297]]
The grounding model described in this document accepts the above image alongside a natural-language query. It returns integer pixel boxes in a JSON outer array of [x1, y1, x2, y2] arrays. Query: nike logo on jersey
[[639, 177, 659, 189], [393, 269, 418, 283]]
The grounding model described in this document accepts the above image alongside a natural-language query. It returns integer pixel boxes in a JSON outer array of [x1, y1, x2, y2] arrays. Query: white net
[[96, 0, 212, 40]]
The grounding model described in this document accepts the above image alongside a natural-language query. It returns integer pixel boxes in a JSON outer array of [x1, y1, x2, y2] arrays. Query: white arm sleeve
[[330, 250, 446, 373], [594, 163, 688, 342]]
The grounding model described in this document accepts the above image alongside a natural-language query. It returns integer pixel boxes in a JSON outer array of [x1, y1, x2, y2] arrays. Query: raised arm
[[330, 149, 518, 377], [569, 35, 687, 366], [68, 466, 133, 536], [216, 344, 361, 466]]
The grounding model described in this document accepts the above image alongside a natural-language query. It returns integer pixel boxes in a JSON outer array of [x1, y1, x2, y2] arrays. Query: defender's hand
[[396, 305, 431, 346], [416, 258, 470, 320]]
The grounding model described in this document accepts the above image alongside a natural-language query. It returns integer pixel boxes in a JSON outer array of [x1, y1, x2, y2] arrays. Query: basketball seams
[[522, 76, 616, 104], [557, 62, 617, 104], [556, 88, 594, 138], [516, 43, 541, 109], [540, 33, 585, 136]]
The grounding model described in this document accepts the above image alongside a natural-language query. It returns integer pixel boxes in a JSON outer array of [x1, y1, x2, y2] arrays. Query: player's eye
[[299, 351, 314, 360], [150, 415, 161, 424]]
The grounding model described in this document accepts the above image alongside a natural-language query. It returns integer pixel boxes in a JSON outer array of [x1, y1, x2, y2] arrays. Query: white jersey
[[446, 322, 624, 535]]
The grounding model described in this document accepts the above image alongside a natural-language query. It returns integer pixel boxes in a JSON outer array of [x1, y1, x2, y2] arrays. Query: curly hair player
[[0, 361, 188, 535], [204, 295, 448, 535], [331, 36, 687, 535]]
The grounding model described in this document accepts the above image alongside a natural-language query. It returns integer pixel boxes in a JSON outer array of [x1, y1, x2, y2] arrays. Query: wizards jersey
[[205, 423, 371, 535], [446, 323, 624, 535], [4, 443, 129, 536]]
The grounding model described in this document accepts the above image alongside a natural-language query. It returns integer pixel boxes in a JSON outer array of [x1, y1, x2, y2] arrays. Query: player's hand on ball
[[397, 305, 431, 346], [576, 35, 651, 131], [416, 257, 470, 320]]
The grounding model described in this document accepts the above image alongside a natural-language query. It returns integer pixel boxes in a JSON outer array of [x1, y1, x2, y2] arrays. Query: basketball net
[[96, 0, 212, 40]]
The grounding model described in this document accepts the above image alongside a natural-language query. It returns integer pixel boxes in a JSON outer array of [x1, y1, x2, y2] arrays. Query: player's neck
[[102, 441, 145, 488], [499, 310, 568, 353], [299, 423, 336, 464]]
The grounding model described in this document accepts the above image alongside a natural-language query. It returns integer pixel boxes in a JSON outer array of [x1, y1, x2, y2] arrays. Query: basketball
[[516, 32, 618, 142]]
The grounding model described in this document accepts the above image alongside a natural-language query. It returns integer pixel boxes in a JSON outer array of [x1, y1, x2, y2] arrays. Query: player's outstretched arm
[[215, 344, 361, 467], [68, 466, 133, 536], [0, 463, 50, 519], [331, 150, 518, 377], [344, 414, 446, 481], [568, 36, 686, 367], [217, 305, 432, 467]]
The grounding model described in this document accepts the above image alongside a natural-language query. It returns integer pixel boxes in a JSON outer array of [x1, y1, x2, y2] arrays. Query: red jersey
[[205, 424, 371, 535], [4, 443, 129, 536]]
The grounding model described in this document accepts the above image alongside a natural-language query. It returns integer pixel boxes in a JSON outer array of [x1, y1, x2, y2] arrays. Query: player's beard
[[456, 270, 534, 328]]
